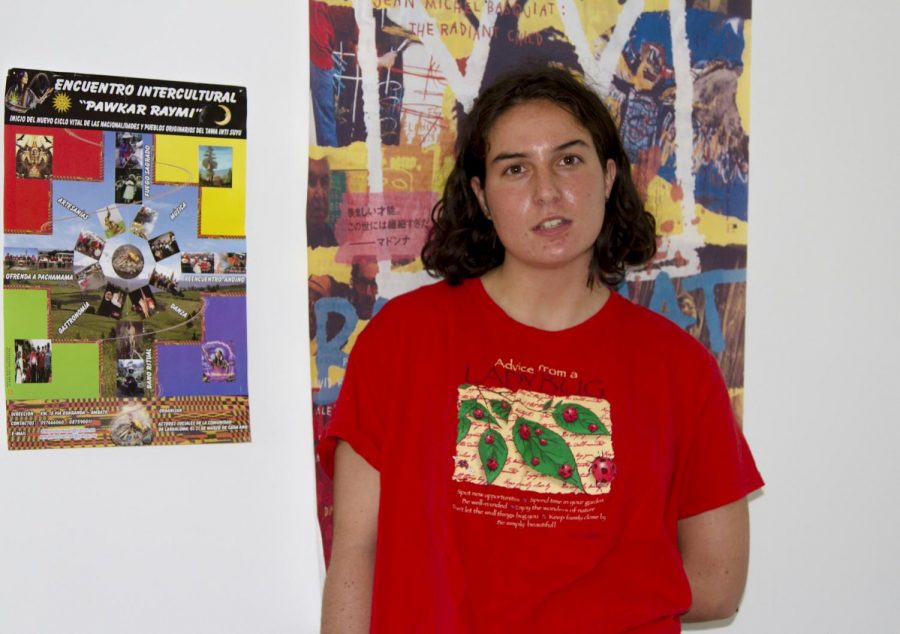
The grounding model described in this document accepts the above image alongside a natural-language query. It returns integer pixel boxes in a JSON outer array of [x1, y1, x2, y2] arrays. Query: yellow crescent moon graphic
[[215, 104, 232, 126]]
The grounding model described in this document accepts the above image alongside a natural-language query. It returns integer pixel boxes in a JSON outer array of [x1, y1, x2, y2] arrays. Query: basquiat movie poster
[[4, 68, 250, 449], [307, 0, 752, 559]]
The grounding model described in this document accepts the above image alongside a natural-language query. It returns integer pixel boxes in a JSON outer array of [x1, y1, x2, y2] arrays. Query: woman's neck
[[480, 264, 610, 332]]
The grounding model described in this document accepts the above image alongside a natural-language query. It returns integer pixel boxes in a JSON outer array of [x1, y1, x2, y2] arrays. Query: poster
[[4, 68, 250, 449], [307, 0, 751, 559]]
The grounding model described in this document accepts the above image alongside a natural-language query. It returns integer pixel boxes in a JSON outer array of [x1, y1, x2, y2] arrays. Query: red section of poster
[[4, 125, 103, 233]]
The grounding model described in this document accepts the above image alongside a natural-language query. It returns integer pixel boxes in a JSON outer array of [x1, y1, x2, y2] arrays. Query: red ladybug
[[591, 456, 617, 485]]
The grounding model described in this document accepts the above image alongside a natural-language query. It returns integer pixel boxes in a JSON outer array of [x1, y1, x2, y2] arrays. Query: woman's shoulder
[[610, 291, 714, 361], [372, 278, 467, 322]]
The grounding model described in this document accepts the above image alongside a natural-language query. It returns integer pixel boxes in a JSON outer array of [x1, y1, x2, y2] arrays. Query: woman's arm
[[321, 440, 380, 634], [678, 496, 750, 622]]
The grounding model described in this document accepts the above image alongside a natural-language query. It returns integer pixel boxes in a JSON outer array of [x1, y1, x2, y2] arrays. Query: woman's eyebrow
[[490, 139, 590, 164]]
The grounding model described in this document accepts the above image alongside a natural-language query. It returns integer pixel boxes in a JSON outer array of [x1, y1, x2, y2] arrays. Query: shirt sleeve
[[675, 350, 764, 519], [317, 311, 389, 478]]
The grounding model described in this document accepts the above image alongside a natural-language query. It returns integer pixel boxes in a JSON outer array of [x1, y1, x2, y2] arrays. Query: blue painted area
[[650, 269, 746, 353], [686, 10, 745, 67], [626, 12, 673, 68], [695, 162, 748, 220], [313, 297, 357, 405], [312, 294, 386, 406]]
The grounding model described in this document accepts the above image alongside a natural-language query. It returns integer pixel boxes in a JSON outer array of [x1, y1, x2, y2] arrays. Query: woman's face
[[470, 100, 615, 278]]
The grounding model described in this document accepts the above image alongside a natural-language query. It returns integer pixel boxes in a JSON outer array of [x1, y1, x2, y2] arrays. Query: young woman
[[320, 68, 762, 633]]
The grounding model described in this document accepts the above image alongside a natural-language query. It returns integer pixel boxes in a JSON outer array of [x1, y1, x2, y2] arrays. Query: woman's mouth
[[533, 217, 571, 232]]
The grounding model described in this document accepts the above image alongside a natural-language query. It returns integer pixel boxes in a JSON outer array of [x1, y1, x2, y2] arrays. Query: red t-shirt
[[321, 279, 763, 633]]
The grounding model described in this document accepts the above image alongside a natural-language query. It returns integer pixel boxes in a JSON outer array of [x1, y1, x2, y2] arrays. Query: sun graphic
[[52, 92, 72, 113]]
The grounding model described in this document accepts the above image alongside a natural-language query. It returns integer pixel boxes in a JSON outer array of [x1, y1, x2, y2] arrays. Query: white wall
[[2, 2, 899, 633], [724, 2, 900, 632], [0, 2, 322, 633]]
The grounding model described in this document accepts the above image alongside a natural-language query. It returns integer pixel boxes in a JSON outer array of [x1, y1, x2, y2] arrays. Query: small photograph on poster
[[148, 231, 180, 261], [5, 70, 52, 113], [97, 283, 127, 319], [74, 230, 106, 259], [115, 132, 143, 169], [202, 341, 236, 383], [14, 339, 52, 384], [75, 262, 106, 290], [116, 359, 145, 397], [199, 145, 232, 188], [130, 206, 158, 239], [114, 167, 142, 204], [4, 247, 38, 270], [15, 134, 52, 179], [37, 249, 72, 270], [214, 252, 245, 274], [149, 265, 179, 293], [181, 252, 214, 274], [129, 285, 158, 319], [98, 204, 126, 239], [109, 404, 153, 446], [115, 322, 144, 360]]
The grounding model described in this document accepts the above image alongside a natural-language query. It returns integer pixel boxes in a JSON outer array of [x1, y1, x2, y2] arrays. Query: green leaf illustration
[[459, 398, 499, 427], [490, 399, 512, 422], [459, 399, 478, 417], [543, 398, 554, 410], [457, 411, 472, 444], [552, 402, 609, 435], [511, 417, 584, 491], [478, 429, 508, 485]]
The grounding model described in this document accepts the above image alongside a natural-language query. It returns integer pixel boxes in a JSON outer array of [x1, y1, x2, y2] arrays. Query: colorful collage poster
[[4, 68, 250, 449], [307, 1, 752, 558]]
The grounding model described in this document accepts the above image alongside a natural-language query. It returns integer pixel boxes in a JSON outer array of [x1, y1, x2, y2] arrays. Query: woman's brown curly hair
[[421, 67, 656, 287]]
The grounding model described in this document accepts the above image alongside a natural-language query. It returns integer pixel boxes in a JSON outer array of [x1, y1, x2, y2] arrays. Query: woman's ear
[[470, 176, 490, 218], [604, 159, 617, 198]]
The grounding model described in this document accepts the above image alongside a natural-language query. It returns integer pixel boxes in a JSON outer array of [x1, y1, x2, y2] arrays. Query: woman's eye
[[503, 164, 524, 175], [560, 155, 582, 166]]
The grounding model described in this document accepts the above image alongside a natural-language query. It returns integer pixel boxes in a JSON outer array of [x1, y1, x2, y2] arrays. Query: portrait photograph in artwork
[[115, 321, 144, 360], [14, 339, 52, 384], [115, 132, 144, 169], [97, 283, 127, 319], [116, 358, 145, 397], [198, 145, 232, 188], [74, 230, 106, 259], [98, 204, 126, 239], [148, 231, 180, 261], [201, 341, 236, 383], [74, 262, 106, 290], [306, 156, 337, 248], [5, 69, 53, 114], [129, 285, 158, 319], [15, 133, 53, 178], [114, 166, 142, 204], [131, 206, 158, 239]]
